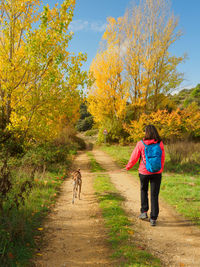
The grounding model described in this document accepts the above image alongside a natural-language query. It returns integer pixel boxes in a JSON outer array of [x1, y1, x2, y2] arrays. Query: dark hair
[[144, 125, 161, 142]]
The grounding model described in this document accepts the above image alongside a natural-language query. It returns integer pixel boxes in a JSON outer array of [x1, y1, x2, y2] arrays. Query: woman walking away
[[126, 125, 165, 226]]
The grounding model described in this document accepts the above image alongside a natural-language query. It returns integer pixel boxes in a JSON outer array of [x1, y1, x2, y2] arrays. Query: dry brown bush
[[166, 141, 200, 164]]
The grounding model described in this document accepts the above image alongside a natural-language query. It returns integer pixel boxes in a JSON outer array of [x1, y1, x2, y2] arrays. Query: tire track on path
[[92, 149, 200, 267], [34, 151, 115, 267]]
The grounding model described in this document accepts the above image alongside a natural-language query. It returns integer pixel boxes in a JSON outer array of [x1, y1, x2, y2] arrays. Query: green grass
[[0, 169, 68, 266], [160, 174, 200, 224], [101, 145, 200, 226], [87, 152, 106, 172], [100, 145, 139, 174], [85, 129, 98, 136], [88, 152, 161, 267]]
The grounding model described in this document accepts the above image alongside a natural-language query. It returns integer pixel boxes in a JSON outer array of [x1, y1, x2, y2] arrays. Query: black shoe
[[150, 218, 156, 226], [138, 212, 148, 220]]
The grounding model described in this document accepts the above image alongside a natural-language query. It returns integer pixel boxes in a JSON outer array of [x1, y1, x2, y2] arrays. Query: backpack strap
[[141, 140, 147, 147], [138, 140, 145, 164], [139, 140, 145, 165]]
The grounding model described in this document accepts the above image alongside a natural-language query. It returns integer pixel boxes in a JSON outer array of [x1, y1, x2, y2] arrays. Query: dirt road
[[34, 148, 200, 267], [92, 149, 200, 267], [34, 152, 115, 267]]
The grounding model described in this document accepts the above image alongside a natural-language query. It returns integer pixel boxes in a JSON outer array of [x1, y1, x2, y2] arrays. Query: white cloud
[[120, 39, 129, 57], [69, 19, 106, 33], [90, 21, 107, 32]]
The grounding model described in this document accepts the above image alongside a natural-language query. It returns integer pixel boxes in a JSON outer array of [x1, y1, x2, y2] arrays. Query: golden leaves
[[94, 0, 185, 115], [88, 48, 128, 125], [0, 0, 87, 143], [125, 107, 200, 142], [87, 0, 188, 142]]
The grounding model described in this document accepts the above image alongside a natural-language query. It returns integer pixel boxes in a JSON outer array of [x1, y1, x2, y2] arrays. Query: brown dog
[[72, 169, 82, 204]]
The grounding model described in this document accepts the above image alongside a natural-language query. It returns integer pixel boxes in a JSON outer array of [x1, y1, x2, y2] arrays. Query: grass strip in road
[[101, 145, 200, 226], [87, 152, 106, 172], [88, 152, 161, 267]]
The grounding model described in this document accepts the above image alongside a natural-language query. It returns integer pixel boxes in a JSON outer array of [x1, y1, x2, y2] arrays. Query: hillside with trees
[[170, 84, 200, 108]]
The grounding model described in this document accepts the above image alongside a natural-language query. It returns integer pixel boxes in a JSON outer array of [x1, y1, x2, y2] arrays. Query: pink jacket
[[126, 139, 165, 175]]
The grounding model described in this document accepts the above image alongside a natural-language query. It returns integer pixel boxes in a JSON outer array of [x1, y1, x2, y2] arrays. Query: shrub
[[85, 129, 98, 136], [166, 141, 200, 164], [124, 105, 200, 142], [53, 125, 86, 150], [0, 131, 24, 157], [76, 116, 94, 132], [98, 119, 129, 144], [72, 136, 86, 150], [21, 143, 70, 171]]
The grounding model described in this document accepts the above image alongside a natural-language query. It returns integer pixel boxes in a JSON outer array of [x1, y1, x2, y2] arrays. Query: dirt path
[[34, 147, 200, 267], [92, 149, 200, 267], [34, 152, 115, 267]]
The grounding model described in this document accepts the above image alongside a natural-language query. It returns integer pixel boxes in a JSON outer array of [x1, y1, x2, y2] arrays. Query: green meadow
[[101, 144, 200, 226]]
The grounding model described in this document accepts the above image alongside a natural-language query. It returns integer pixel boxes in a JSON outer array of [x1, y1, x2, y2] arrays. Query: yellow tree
[[143, 0, 185, 111], [0, 0, 87, 143], [0, 0, 88, 208], [0, 0, 40, 138], [122, 6, 143, 105], [88, 46, 128, 141], [112, 0, 186, 141], [124, 106, 200, 142], [122, 0, 185, 111], [93, 0, 185, 127]]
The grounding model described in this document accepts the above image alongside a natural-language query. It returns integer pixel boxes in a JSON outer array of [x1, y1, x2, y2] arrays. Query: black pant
[[139, 173, 162, 220]]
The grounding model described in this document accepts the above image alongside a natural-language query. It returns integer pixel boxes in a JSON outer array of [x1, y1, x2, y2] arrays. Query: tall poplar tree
[[88, 0, 185, 128], [123, 0, 185, 111]]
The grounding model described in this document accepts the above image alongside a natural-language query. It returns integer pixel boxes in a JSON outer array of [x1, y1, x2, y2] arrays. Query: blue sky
[[46, 0, 200, 90]]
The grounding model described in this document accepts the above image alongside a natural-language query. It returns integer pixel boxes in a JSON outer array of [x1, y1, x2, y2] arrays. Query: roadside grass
[[100, 145, 137, 171], [0, 168, 68, 266], [166, 142, 200, 175], [160, 174, 200, 224], [101, 145, 200, 226], [88, 152, 161, 267]]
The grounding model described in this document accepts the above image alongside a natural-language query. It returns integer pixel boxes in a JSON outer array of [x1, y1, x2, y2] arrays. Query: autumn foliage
[[0, 1, 89, 264], [0, 0, 87, 144], [87, 0, 199, 143], [124, 103, 200, 142]]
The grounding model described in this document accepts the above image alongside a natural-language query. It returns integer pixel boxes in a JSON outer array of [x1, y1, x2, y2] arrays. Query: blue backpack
[[141, 140, 162, 173]]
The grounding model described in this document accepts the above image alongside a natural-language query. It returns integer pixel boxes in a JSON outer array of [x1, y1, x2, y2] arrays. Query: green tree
[[76, 102, 94, 131]]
